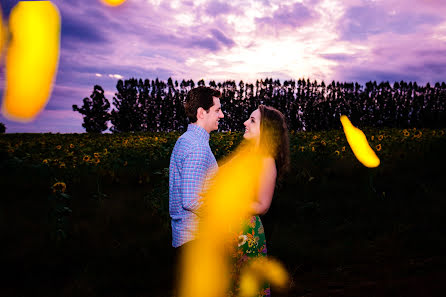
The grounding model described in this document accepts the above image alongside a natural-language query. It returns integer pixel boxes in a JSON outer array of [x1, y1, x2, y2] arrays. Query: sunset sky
[[0, 0, 445, 133]]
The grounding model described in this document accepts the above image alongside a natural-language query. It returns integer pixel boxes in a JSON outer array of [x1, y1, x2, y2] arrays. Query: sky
[[0, 0, 445, 133]]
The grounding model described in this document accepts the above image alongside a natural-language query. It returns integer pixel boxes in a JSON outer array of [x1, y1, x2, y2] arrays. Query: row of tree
[[73, 78, 446, 133]]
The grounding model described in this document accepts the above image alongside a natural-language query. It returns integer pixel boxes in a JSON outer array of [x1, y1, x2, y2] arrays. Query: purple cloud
[[205, 1, 233, 17], [320, 54, 356, 62], [256, 2, 316, 29], [339, 4, 444, 41], [210, 29, 235, 47]]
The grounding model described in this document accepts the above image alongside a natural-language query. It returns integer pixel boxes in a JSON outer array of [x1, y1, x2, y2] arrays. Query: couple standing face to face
[[192, 90, 262, 141]]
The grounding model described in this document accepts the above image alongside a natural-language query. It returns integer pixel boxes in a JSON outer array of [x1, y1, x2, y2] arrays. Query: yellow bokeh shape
[[340, 115, 380, 168], [0, 6, 5, 58], [2, 1, 61, 122], [180, 142, 289, 297], [100, 0, 127, 6], [239, 257, 288, 297]]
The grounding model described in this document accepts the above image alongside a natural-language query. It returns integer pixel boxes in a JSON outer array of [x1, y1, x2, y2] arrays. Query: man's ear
[[197, 107, 205, 120]]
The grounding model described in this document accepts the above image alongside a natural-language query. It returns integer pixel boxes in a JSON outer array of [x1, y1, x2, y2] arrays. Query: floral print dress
[[228, 215, 270, 297]]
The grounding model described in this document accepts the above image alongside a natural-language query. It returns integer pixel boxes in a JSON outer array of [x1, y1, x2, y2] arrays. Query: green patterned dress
[[228, 215, 270, 297]]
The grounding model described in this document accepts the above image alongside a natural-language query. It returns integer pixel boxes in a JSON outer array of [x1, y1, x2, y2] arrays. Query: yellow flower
[[56, 145, 62, 150], [321, 140, 326, 146], [123, 139, 128, 145], [42, 159, 49, 164], [403, 129, 410, 137], [94, 152, 100, 158], [94, 158, 100, 164], [414, 131, 422, 138], [311, 147, 315, 152], [59, 162, 66, 168], [299, 146, 305, 152], [371, 135, 374, 141], [69, 144, 75, 149], [103, 148, 108, 154], [229, 141, 234, 146], [432, 131, 436, 136], [376, 144, 382, 151], [335, 150, 340, 155], [313, 135, 318, 140], [52, 182, 66, 193], [341, 146, 346, 152], [378, 135, 384, 141], [83, 155, 91, 162], [439, 130, 445, 136], [155, 137, 158, 141]]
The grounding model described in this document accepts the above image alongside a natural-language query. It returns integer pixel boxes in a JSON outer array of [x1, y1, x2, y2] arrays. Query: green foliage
[[72, 85, 110, 133]]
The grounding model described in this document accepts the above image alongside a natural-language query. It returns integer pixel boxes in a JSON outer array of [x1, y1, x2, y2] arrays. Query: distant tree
[[110, 78, 142, 133], [0, 122, 5, 133], [72, 85, 110, 133]]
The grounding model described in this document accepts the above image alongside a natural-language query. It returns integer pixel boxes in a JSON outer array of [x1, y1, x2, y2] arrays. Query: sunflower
[[376, 144, 382, 151], [299, 146, 305, 152], [312, 147, 315, 152], [103, 148, 108, 154], [414, 131, 422, 138], [321, 140, 326, 146], [42, 159, 49, 164], [335, 150, 340, 156], [378, 135, 384, 141], [371, 135, 374, 141], [341, 146, 346, 152], [313, 135, 318, 140], [83, 155, 91, 162], [69, 144, 75, 149], [52, 182, 66, 193], [94, 158, 100, 164], [403, 129, 410, 137], [56, 145, 62, 150], [59, 162, 66, 169], [94, 152, 100, 158], [123, 161, 128, 166]]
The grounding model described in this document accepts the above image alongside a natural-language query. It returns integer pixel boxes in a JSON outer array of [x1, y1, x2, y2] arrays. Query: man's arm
[[180, 145, 209, 214]]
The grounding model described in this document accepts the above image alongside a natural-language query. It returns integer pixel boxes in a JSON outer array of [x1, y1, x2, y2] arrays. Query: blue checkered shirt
[[169, 124, 218, 247]]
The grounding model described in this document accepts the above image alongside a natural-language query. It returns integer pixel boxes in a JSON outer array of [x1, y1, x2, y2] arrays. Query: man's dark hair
[[184, 87, 221, 123]]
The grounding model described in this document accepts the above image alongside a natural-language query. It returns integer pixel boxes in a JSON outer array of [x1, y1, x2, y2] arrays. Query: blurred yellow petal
[[340, 115, 380, 168], [239, 257, 289, 297], [180, 140, 288, 297], [0, 5, 6, 57], [100, 0, 127, 6], [2, 1, 60, 122]]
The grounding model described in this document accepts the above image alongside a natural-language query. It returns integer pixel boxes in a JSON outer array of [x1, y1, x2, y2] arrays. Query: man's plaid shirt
[[169, 124, 218, 247]]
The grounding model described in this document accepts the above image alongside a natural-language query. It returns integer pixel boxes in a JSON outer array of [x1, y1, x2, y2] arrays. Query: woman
[[229, 105, 290, 297]]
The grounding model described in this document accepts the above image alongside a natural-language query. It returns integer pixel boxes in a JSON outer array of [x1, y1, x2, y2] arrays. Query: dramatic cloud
[[0, 0, 445, 132]]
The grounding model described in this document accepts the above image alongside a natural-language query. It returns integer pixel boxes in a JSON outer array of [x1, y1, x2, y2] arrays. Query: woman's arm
[[250, 157, 277, 215]]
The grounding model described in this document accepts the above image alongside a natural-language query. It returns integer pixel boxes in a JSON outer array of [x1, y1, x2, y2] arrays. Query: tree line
[[73, 78, 446, 133]]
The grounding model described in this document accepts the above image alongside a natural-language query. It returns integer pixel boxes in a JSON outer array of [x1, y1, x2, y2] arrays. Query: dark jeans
[[171, 240, 196, 296]]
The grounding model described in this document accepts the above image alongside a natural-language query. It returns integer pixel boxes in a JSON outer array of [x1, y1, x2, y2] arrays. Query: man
[[169, 87, 224, 289]]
